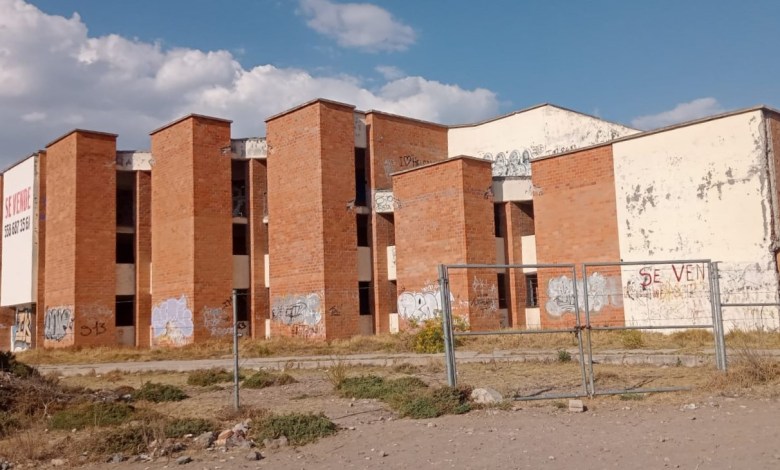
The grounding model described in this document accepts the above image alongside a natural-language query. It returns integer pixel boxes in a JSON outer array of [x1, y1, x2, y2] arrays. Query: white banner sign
[[1, 156, 37, 306]]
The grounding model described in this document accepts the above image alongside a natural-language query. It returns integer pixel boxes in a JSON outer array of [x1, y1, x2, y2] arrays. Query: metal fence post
[[572, 265, 590, 397], [580, 265, 595, 397], [711, 262, 727, 372], [438, 264, 457, 387], [232, 289, 240, 410]]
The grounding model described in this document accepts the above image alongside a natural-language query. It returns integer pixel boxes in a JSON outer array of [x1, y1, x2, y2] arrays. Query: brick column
[[504, 202, 534, 328], [150, 114, 233, 346], [266, 99, 359, 340], [248, 159, 269, 338], [45, 130, 117, 348], [135, 171, 152, 347]]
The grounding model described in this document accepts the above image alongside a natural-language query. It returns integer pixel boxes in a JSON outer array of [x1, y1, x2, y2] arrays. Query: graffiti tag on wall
[[397, 281, 450, 322], [44, 306, 74, 342], [373, 189, 395, 213], [151, 296, 194, 347], [470, 277, 498, 316], [271, 293, 324, 338], [545, 273, 622, 317], [481, 149, 532, 177], [11, 307, 33, 351], [203, 306, 232, 337]]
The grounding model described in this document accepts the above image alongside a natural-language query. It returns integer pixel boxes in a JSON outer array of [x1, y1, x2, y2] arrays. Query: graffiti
[[550, 144, 577, 155], [116, 151, 154, 170], [545, 273, 622, 317], [482, 149, 532, 177], [151, 296, 194, 347], [398, 155, 433, 168], [397, 281, 449, 322], [373, 190, 396, 212], [79, 305, 112, 337], [231, 138, 267, 159], [470, 277, 498, 316], [328, 306, 341, 316], [44, 306, 73, 341], [271, 293, 322, 326], [203, 306, 232, 337], [11, 307, 33, 351]]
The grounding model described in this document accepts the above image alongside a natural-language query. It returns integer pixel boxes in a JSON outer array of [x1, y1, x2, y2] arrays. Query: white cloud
[[298, 0, 415, 52], [0, 0, 498, 165], [375, 65, 404, 80], [631, 97, 725, 130]]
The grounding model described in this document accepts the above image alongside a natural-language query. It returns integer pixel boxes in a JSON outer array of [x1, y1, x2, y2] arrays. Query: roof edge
[[149, 113, 232, 136], [46, 129, 118, 149], [265, 98, 356, 123]]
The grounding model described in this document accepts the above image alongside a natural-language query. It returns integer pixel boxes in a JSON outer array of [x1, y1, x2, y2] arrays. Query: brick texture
[[150, 115, 233, 346], [531, 145, 624, 328], [393, 157, 499, 330], [365, 111, 448, 333], [248, 159, 269, 337], [44, 131, 117, 348], [267, 100, 360, 340], [135, 170, 151, 348]]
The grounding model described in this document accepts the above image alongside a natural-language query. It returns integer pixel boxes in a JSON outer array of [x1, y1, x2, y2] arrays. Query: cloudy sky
[[2, 0, 779, 165]]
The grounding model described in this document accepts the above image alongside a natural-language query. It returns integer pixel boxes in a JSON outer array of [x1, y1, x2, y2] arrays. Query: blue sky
[[2, 0, 779, 164]]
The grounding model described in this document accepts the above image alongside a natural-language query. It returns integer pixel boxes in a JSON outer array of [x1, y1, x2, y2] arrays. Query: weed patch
[[619, 330, 644, 349], [252, 413, 337, 446], [164, 418, 216, 438], [132, 382, 188, 402], [619, 393, 646, 401], [50, 402, 135, 430], [557, 349, 572, 363], [187, 368, 235, 387], [242, 370, 297, 389]]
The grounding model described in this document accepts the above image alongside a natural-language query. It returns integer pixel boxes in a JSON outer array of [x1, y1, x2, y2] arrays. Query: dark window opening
[[116, 172, 135, 227], [116, 295, 134, 327], [233, 223, 248, 255], [234, 289, 249, 322], [232, 160, 248, 218], [357, 214, 370, 247], [526, 274, 539, 308], [494, 203, 505, 237], [359, 282, 371, 315], [354, 148, 367, 206], [497, 273, 508, 309], [116, 232, 135, 263]]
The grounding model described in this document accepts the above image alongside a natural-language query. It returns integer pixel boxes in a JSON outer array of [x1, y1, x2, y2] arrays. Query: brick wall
[[150, 115, 233, 346], [45, 131, 117, 347], [393, 157, 498, 330], [266, 99, 359, 340], [531, 145, 623, 328], [248, 159, 269, 337], [365, 111, 448, 332], [135, 171, 151, 348]]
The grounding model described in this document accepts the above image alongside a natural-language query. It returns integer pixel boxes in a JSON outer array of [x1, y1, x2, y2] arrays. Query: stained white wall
[[448, 105, 638, 178], [1, 156, 38, 307], [613, 110, 779, 330]]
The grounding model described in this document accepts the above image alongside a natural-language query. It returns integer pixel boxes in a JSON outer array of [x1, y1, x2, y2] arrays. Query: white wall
[[1, 156, 37, 306], [448, 105, 637, 178], [613, 111, 779, 330]]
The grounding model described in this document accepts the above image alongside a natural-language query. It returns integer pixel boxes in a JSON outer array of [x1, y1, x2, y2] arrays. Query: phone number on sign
[[4, 216, 31, 238]]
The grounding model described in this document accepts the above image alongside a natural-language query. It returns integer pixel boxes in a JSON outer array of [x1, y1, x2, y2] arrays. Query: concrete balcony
[[387, 246, 396, 281], [521, 235, 536, 272]]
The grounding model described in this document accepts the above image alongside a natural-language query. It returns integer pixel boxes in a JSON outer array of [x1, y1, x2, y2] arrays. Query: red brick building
[[3, 99, 776, 350]]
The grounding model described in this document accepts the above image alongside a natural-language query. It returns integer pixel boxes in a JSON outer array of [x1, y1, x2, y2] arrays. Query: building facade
[[0, 99, 777, 351]]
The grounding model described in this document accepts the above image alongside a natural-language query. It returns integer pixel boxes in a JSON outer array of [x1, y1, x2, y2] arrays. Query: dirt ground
[[29, 361, 770, 470]]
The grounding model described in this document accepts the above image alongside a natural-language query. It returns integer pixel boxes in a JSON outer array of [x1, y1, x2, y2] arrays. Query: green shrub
[[390, 386, 471, 419], [187, 368, 235, 387], [619, 393, 646, 401], [132, 382, 188, 403], [242, 370, 297, 389], [557, 349, 572, 363], [90, 425, 154, 455], [50, 402, 135, 430], [164, 418, 215, 438], [412, 318, 445, 353], [336, 375, 427, 400], [253, 412, 337, 446]]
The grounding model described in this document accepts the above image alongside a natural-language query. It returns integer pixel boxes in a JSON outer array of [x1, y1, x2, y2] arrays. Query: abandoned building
[[1, 98, 778, 351]]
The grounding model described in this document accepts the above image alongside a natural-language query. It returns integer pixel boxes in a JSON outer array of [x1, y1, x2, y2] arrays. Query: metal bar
[[514, 392, 589, 402], [707, 261, 724, 370], [445, 263, 575, 270], [582, 264, 596, 397], [711, 262, 728, 372], [591, 386, 691, 396], [583, 259, 711, 268], [232, 289, 240, 411], [720, 302, 780, 307], [589, 324, 714, 331], [454, 328, 578, 336], [439, 264, 457, 387], [571, 264, 590, 398]]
